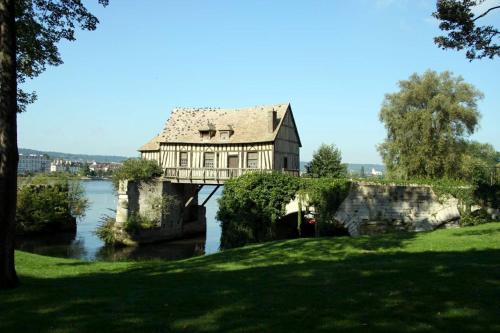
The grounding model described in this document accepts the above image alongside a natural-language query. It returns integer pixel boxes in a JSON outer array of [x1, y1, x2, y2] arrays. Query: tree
[[306, 144, 347, 178], [0, 0, 108, 289], [433, 0, 500, 60], [360, 166, 366, 178], [378, 70, 483, 180], [460, 141, 498, 184], [112, 159, 163, 190], [0, 0, 19, 289]]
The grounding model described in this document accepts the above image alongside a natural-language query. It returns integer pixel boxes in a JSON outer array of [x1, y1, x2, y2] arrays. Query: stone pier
[[115, 179, 206, 245]]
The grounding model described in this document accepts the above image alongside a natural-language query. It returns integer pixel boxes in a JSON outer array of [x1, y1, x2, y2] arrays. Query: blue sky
[[19, 0, 499, 163]]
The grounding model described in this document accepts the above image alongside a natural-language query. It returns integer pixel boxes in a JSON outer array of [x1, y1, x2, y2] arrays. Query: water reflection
[[95, 236, 206, 261], [15, 180, 222, 261]]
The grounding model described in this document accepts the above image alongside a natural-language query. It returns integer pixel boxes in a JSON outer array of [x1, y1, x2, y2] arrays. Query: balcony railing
[[164, 167, 299, 182]]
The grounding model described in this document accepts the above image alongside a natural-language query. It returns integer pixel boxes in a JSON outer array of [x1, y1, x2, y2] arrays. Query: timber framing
[[139, 103, 301, 184]]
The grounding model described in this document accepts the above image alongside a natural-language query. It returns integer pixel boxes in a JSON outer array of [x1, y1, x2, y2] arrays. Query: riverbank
[[2, 222, 500, 332]]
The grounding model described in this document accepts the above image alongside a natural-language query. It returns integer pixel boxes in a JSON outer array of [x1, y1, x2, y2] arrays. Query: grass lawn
[[1, 222, 500, 332]]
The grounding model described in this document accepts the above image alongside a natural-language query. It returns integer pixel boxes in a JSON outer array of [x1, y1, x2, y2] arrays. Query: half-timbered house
[[139, 103, 301, 184]]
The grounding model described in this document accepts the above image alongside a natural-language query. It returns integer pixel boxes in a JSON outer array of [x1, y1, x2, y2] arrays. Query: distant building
[[370, 168, 383, 177], [50, 159, 82, 174], [89, 162, 122, 173], [18, 154, 50, 174]]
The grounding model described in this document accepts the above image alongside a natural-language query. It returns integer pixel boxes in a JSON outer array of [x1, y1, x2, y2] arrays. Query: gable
[[274, 106, 302, 147]]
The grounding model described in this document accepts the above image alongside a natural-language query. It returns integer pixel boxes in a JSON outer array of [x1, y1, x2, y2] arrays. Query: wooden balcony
[[163, 167, 300, 184]]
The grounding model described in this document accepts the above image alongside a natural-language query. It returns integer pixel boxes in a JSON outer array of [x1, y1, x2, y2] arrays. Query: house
[[50, 159, 83, 174], [18, 154, 50, 174], [139, 103, 301, 184]]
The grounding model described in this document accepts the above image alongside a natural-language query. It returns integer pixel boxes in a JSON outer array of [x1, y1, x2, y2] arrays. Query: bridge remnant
[[114, 179, 205, 245], [334, 183, 460, 236]]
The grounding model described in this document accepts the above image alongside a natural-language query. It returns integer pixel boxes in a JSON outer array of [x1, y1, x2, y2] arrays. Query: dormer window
[[199, 122, 216, 141], [200, 130, 212, 141], [219, 125, 234, 141]]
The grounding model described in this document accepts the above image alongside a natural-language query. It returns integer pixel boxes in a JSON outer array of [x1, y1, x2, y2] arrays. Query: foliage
[[474, 183, 500, 209], [16, 176, 88, 233], [301, 178, 351, 235], [459, 141, 499, 184], [15, 0, 109, 112], [95, 215, 116, 245], [124, 213, 158, 234], [4, 222, 500, 332], [218, 173, 352, 248], [460, 208, 494, 226], [217, 172, 301, 248], [306, 143, 347, 178], [433, 0, 500, 60], [378, 70, 483, 180], [111, 159, 163, 190]]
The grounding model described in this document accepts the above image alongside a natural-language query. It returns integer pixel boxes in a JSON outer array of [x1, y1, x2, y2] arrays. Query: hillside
[[19, 148, 132, 163], [2, 222, 499, 332], [300, 161, 385, 173]]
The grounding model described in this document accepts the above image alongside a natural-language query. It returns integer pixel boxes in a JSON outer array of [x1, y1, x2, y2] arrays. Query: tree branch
[[473, 5, 500, 21]]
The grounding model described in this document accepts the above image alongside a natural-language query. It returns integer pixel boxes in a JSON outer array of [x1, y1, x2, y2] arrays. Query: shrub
[[124, 213, 158, 234], [16, 177, 88, 234], [112, 158, 162, 190], [301, 178, 351, 235], [460, 209, 493, 227], [95, 216, 117, 245], [217, 172, 301, 249]]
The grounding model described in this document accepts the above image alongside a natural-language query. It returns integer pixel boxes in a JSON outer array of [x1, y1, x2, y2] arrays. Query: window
[[180, 152, 188, 167], [220, 131, 229, 140], [283, 156, 288, 169], [201, 131, 210, 141], [204, 152, 215, 168], [247, 152, 258, 168]]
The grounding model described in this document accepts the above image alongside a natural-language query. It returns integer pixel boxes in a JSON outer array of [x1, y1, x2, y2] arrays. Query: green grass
[[2, 223, 500, 332]]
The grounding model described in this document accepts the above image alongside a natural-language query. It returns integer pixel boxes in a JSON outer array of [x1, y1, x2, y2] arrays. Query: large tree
[[378, 70, 483, 180], [433, 0, 500, 60], [306, 144, 347, 178], [0, 0, 108, 289], [0, 0, 18, 289]]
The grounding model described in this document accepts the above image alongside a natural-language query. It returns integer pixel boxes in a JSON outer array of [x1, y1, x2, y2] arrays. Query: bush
[[301, 178, 351, 235], [16, 177, 88, 234], [95, 216, 117, 245], [124, 213, 159, 234], [460, 209, 493, 227], [217, 172, 301, 249], [112, 159, 162, 190]]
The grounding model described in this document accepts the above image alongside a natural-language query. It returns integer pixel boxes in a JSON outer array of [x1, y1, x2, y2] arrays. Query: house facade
[[139, 103, 301, 184]]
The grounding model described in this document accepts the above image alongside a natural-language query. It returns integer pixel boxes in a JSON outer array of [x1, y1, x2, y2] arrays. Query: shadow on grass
[[2, 247, 500, 332]]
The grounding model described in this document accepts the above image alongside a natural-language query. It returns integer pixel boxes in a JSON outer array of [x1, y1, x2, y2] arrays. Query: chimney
[[268, 109, 277, 133]]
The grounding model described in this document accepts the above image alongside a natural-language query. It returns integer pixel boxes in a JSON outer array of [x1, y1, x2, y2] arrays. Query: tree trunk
[[0, 0, 19, 289]]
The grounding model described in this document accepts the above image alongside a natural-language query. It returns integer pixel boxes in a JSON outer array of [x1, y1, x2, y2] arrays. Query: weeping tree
[[378, 70, 483, 180], [0, 0, 108, 289]]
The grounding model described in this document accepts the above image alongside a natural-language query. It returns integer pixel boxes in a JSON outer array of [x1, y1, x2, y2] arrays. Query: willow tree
[[378, 70, 482, 180], [0, 0, 108, 289]]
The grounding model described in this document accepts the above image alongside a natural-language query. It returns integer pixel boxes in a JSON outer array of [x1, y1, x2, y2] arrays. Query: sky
[[19, 0, 500, 163]]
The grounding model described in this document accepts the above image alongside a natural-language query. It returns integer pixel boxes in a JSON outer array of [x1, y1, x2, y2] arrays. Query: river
[[16, 180, 222, 261]]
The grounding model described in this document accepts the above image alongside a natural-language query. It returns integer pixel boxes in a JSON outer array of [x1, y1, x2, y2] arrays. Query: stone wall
[[115, 179, 205, 245], [334, 183, 460, 236]]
